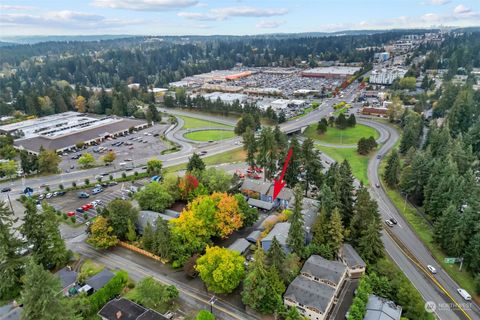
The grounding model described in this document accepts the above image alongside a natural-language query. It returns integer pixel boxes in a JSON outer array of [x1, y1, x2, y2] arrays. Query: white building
[[369, 68, 407, 85]]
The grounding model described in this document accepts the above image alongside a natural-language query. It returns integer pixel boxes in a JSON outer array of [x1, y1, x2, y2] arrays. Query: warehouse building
[[10, 112, 148, 154], [301, 66, 361, 79]]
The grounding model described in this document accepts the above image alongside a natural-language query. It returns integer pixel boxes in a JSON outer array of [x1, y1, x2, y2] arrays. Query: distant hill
[[0, 35, 133, 44]]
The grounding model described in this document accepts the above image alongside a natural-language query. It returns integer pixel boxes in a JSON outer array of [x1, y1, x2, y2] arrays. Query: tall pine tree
[[287, 186, 305, 255]]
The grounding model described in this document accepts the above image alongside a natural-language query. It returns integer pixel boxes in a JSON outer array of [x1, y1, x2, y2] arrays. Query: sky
[[0, 0, 479, 36]]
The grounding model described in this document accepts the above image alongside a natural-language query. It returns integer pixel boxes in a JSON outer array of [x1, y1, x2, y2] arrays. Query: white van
[[457, 288, 472, 301], [119, 162, 127, 166]]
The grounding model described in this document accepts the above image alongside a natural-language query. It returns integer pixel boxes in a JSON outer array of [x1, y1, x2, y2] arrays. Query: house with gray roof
[[246, 230, 261, 243], [137, 210, 173, 234], [261, 222, 291, 252], [240, 179, 293, 209], [364, 295, 402, 320], [228, 238, 251, 255], [340, 243, 366, 279], [86, 269, 115, 291], [56, 266, 78, 296], [98, 298, 167, 320], [284, 255, 347, 320]]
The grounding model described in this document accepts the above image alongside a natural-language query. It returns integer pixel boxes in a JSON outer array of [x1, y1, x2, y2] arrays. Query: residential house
[[137, 210, 173, 234], [98, 298, 167, 320], [228, 238, 251, 255], [363, 295, 402, 320], [56, 266, 78, 296], [246, 230, 261, 243], [284, 255, 347, 320], [340, 244, 366, 279], [240, 180, 293, 210], [79, 269, 115, 294], [261, 222, 291, 252]]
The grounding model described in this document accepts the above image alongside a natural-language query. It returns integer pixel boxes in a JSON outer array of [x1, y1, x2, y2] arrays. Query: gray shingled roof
[[246, 230, 261, 243], [262, 222, 291, 245], [56, 267, 78, 289], [284, 275, 336, 314], [247, 198, 274, 210], [364, 294, 402, 320], [137, 210, 173, 234], [86, 269, 114, 291], [14, 118, 147, 153], [240, 180, 271, 194], [301, 255, 346, 285], [342, 243, 366, 269], [266, 186, 294, 201], [228, 238, 251, 254]]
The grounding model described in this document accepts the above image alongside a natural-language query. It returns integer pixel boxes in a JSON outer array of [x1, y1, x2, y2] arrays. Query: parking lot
[[44, 181, 134, 224], [229, 68, 342, 97], [58, 123, 169, 172]]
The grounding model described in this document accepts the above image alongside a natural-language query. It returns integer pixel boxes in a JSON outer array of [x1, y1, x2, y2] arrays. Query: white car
[[46, 193, 53, 199], [385, 219, 394, 227], [427, 265, 437, 274], [457, 288, 472, 301]]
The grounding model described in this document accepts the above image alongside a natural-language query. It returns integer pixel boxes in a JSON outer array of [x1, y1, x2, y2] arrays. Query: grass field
[[305, 123, 379, 145], [165, 147, 246, 173], [184, 130, 235, 141], [178, 115, 232, 129], [379, 161, 479, 299], [315, 145, 371, 184]]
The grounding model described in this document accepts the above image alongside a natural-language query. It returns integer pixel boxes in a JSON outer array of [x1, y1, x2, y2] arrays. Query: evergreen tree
[[317, 183, 336, 214], [312, 207, 329, 246], [141, 222, 155, 251], [21, 201, 69, 269], [0, 201, 24, 299], [400, 110, 423, 154], [327, 208, 344, 254], [347, 114, 356, 127], [287, 186, 305, 255], [242, 127, 257, 169], [317, 118, 328, 134], [187, 153, 205, 172], [153, 218, 172, 259], [384, 149, 401, 188], [267, 236, 286, 271], [241, 246, 285, 314], [350, 187, 380, 245], [126, 219, 137, 242], [338, 160, 355, 225], [20, 258, 78, 320], [256, 127, 277, 181], [284, 136, 302, 187], [301, 138, 323, 194], [357, 221, 384, 264]]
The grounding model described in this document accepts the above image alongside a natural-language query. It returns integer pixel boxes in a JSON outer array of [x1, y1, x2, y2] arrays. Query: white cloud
[[453, 4, 471, 14], [256, 20, 285, 29], [0, 10, 139, 30], [178, 6, 288, 21], [0, 5, 34, 10], [423, 0, 450, 5], [91, 0, 198, 11]]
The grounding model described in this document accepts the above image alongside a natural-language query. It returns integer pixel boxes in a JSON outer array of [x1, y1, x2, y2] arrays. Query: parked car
[[385, 219, 394, 227], [108, 181, 118, 186], [375, 183, 381, 188], [57, 191, 66, 196], [38, 194, 45, 200], [390, 217, 398, 225], [457, 288, 472, 301], [46, 193, 53, 199], [76, 207, 84, 213], [377, 154, 382, 159], [92, 188, 103, 195], [78, 192, 90, 199], [81, 204, 90, 211], [67, 211, 75, 217], [427, 265, 437, 274], [1, 187, 11, 193]]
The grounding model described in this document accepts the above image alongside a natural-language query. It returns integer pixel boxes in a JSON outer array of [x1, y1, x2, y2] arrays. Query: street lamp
[[208, 296, 217, 314]]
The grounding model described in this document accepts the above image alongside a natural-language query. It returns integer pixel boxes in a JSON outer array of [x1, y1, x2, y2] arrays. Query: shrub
[[96, 177, 102, 182], [63, 213, 68, 220], [45, 186, 50, 192], [59, 184, 64, 190], [71, 216, 76, 223], [72, 181, 77, 188], [84, 178, 90, 186], [83, 213, 88, 220], [122, 172, 127, 179], [109, 175, 113, 181]]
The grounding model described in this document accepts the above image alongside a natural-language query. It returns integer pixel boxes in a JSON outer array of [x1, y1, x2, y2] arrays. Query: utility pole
[[208, 296, 217, 315]]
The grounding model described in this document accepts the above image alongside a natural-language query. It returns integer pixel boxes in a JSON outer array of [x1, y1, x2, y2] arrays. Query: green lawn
[[379, 161, 479, 299], [178, 115, 232, 129], [184, 130, 235, 141], [165, 147, 246, 173], [305, 124, 379, 145], [315, 145, 371, 184]]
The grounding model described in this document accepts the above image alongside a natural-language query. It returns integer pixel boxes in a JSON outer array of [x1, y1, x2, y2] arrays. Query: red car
[[67, 211, 75, 217], [82, 204, 92, 211]]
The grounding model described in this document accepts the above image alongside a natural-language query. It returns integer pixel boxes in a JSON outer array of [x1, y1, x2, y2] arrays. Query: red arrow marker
[[273, 147, 293, 200]]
